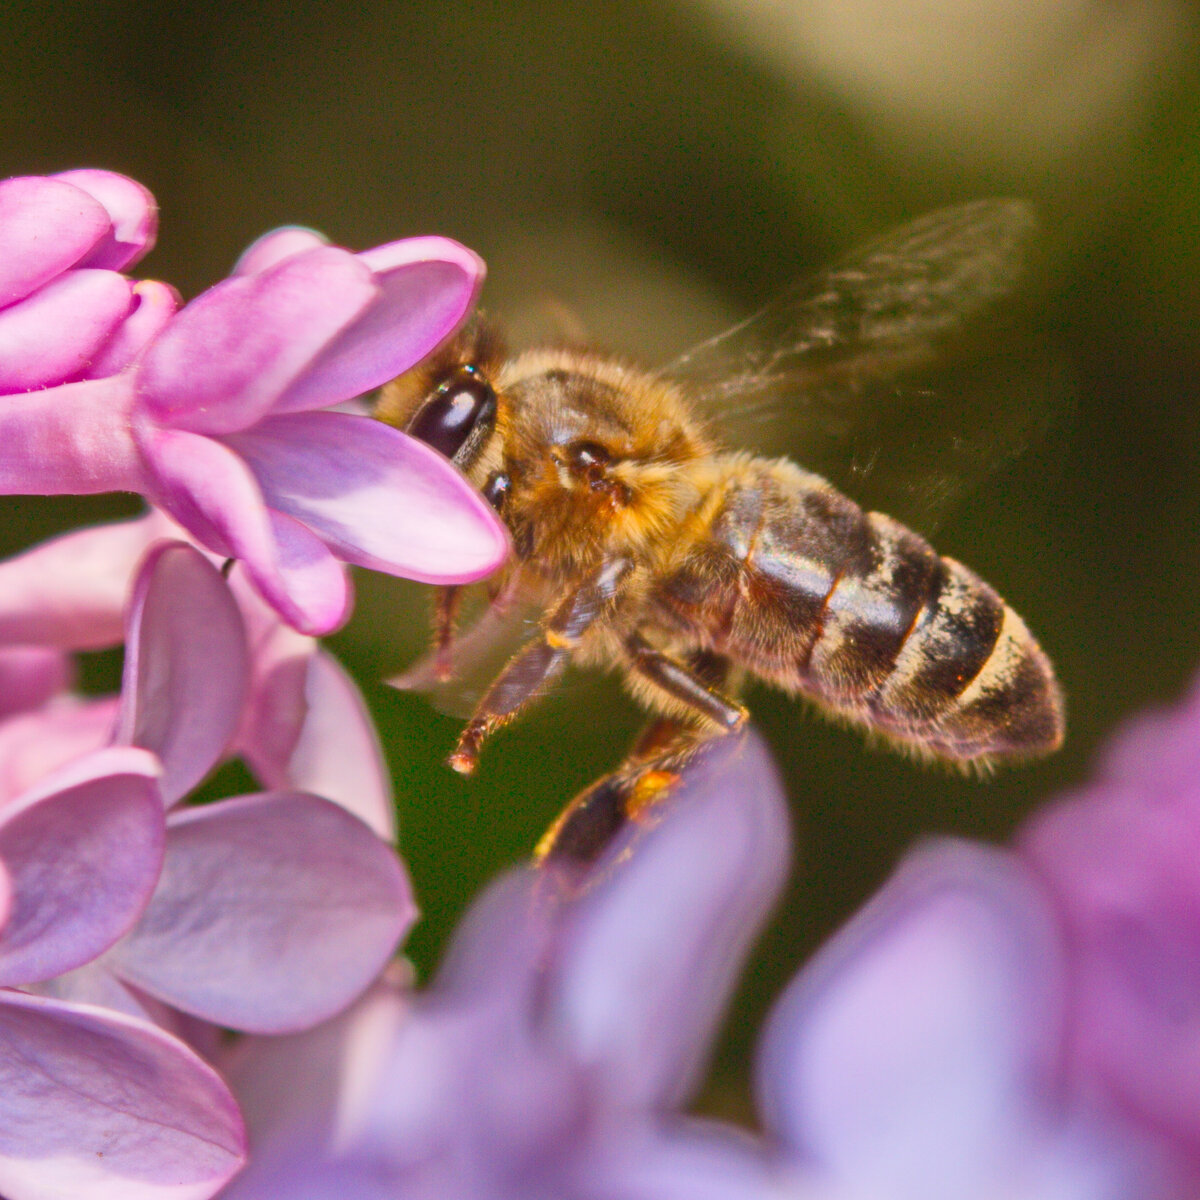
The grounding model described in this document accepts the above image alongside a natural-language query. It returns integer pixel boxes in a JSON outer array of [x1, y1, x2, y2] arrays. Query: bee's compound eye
[[409, 368, 497, 462], [568, 440, 610, 473]]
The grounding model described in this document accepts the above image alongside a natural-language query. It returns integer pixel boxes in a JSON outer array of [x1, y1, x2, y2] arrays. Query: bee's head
[[496, 350, 712, 562]]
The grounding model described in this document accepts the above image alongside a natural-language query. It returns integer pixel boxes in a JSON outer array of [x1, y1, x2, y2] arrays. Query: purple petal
[[107, 792, 413, 1032], [0, 746, 164, 986], [233, 226, 330, 276], [580, 1122, 777, 1200], [86, 279, 180, 378], [273, 237, 485, 412], [432, 868, 561, 1005], [0, 175, 110, 307], [1021, 680, 1200, 1160], [0, 696, 119, 806], [0, 989, 244, 1199], [221, 976, 410, 1164], [545, 730, 791, 1110], [0, 373, 146, 496], [53, 169, 159, 270], [0, 645, 71, 718], [136, 246, 377, 434], [224, 411, 509, 583], [278, 649, 395, 839], [756, 841, 1063, 1192], [0, 513, 166, 649], [137, 426, 351, 634], [0, 268, 135, 392], [114, 541, 249, 805]]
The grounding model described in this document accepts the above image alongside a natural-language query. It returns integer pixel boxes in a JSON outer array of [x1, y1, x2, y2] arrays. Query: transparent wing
[[386, 579, 545, 720], [665, 199, 1063, 529]]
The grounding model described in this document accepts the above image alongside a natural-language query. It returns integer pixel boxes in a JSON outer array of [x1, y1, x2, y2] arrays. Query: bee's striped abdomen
[[652, 456, 1063, 763]]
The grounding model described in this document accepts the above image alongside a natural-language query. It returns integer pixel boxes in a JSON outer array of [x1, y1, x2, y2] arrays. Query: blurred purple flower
[[723, 841, 1180, 1200], [215, 732, 792, 1200], [1021, 670, 1200, 1167], [0, 172, 508, 634], [214, 666, 1200, 1200]]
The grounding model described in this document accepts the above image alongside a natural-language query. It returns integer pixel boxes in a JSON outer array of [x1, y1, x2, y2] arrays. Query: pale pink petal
[[86, 279, 180, 378], [756, 841, 1063, 1195], [0, 696, 119, 806], [136, 246, 377, 434], [54, 169, 159, 270], [547, 731, 791, 1111], [0, 989, 244, 1200], [0, 746, 164, 986], [137, 425, 351, 635], [0, 513, 166, 649], [114, 541, 249, 806], [225, 411, 509, 583], [0, 176, 109, 307], [233, 227, 329, 276], [0, 268, 135, 391], [0, 374, 146, 495], [107, 792, 413, 1032], [29, 960, 157, 1022], [0, 646, 71, 718], [273, 237, 485, 412], [229, 571, 314, 792], [261, 648, 395, 839]]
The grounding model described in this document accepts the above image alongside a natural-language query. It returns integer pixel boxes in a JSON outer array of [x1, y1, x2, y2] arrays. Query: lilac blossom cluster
[[0, 167, 1197, 1200]]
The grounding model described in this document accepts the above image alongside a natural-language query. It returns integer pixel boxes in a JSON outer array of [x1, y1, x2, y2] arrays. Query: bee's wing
[[386, 580, 545, 720], [666, 199, 1063, 528]]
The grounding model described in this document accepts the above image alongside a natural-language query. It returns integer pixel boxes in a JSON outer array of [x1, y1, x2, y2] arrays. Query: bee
[[377, 200, 1064, 861]]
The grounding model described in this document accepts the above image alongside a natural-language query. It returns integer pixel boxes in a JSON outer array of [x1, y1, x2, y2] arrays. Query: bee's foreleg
[[623, 633, 747, 731], [431, 585, 463, 681], [448, 556, 634, 775]]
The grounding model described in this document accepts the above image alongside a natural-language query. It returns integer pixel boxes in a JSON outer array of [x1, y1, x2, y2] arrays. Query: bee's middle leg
[[623, 633, 746, 731]]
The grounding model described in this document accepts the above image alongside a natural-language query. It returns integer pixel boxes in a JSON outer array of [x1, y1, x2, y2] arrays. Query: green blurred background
[[2, 0, 1199, 1118]]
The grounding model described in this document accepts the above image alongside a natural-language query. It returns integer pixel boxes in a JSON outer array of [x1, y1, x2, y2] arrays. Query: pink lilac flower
[[0, 171, 508, 635], [0, 541, 398, 1198], [0, 534, 423, 1198], [0, 511, 395, 836], [213, 731, 791, 1200], [17, 540, 413, 1033]]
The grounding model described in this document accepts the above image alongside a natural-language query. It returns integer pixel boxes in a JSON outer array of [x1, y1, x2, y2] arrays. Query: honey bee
[[377, 200, 1064, 861]]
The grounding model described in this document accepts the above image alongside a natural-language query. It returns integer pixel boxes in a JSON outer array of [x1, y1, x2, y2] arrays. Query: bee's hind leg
[[536, 650, 741, 866]]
